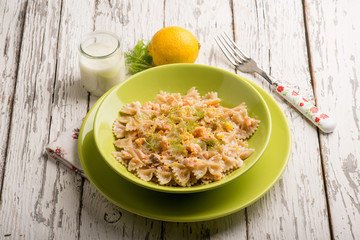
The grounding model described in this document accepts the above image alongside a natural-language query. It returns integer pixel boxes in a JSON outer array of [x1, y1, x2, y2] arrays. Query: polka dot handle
[[275, 84, 336, 133]]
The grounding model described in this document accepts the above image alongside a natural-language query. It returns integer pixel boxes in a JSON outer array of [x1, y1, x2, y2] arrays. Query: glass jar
[[79, 31, 126, 97]]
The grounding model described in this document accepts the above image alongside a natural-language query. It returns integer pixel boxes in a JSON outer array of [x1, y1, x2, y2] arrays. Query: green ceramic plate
[[93, 64, 271, 193], [78, 70, 291, 222]]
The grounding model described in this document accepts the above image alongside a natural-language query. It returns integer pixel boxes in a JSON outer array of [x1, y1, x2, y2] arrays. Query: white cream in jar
[[79, 31, 126, 97]]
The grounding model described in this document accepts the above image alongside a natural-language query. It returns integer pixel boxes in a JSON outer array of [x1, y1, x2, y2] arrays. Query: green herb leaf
[[125, 40, 153, 75], [202, 138, 216, 147], [195, 109, 205, 120], [170, 138, 184, 154]]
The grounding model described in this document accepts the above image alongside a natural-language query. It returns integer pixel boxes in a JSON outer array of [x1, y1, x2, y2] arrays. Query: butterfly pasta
[[112, 87, 259, 187]]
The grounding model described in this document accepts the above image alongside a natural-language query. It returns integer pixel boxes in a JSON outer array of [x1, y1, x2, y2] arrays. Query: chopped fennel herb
[[170, 138, 184, 154], [202, 138, 216, 147], [201, 138, 223, 151], [163, 106, 181, 116], [195, 110, 205, 120], [144, 138, 155, 152], [182, 121, 196, 131], [145, 133, 161, 152], [125, 40, 153, 75]]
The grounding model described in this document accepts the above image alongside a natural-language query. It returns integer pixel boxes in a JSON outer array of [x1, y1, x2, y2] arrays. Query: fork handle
[[273, 83, 336, 133]]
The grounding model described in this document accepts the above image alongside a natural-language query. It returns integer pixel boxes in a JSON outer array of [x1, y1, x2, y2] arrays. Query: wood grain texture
[[0, 0, 27, 199], [164, 0, 235, 72], [162, 1, 247, 239], [232, 0, 331, 239], [80, 184, 162, 239], [305, 0, 360, 239], [44, 0, 95, 239], [80, 0, 165, 238], [0, 0, 63, 238], [1, 0, 359, 239]]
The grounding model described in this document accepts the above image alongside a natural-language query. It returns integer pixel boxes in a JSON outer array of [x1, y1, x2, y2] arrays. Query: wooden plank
[[160, 0, 247, 239], [163, 0, 235, 72], [0, 0, 27, 199], [80, 183, 162, 239], [0, 0, 63, 238], [79, 0, 165, 238], [162, 213, 246, 240], [305, 0, 360, 239], [42, 0, 95, 239], [232, 0, 331, 239]]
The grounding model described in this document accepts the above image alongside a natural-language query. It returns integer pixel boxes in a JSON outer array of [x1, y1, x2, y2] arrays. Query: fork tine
[[215, 36, 238, 66], [218, 34, 247, 63], [223, 32, 250, 60], [216, 36, 244, 65]]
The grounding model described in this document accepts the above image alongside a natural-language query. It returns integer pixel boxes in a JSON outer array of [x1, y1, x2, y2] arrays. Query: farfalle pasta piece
[[216, 132, 237, 144], [136, 167, 155, 181], [232, 103, 247, 112], [200, 178, 213, 185], [221, 150, 242, 172], [239, 118, 259, 139], [156, 166, 173, 185], [125, 117, 137, 131], [114, 138, 133, 149], [201, 172, 218, 183], [112, 151, 132, 166], [236, 139, 249, 148], [186, 87, 200, 99], [113, 119, 126, 138], [120, 101, 141, 115], [207, 155, 224, 178], [203, 91, 218, 99], [117, 116, 132, 124], [172, 164, 191, 187], [155, 91, 170, 103], [128, 158, 145, 171], [204, 99, 220, 107], [238, 147, 254, 160], [192, 162, 208, 179], [231, 104, 247, 122], [203, 92, 220, 106], [226, 157, 243, 172], [133, 149, 147, 160], [187, 175, 199, 186]]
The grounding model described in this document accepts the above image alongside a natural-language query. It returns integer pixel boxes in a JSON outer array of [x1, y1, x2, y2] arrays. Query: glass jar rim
[[79, 31, 121, 59]]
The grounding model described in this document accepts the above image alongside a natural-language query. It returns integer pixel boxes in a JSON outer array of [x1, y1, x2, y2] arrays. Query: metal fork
[[215, 32, 336, 133]]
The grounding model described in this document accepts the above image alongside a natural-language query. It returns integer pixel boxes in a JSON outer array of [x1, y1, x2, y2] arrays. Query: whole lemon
[[148, 26, 200, 66]]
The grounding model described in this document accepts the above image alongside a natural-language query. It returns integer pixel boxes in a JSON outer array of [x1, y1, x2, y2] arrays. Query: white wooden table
[[1, 0, 359, 239]]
